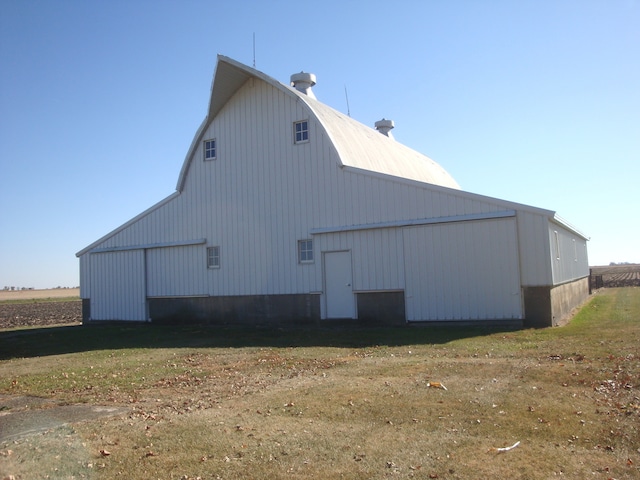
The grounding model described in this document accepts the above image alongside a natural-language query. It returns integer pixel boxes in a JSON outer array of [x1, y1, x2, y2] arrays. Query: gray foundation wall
[[148, 291, 406, 326], [356, 291, 406, 326], [550, 277, 590, 326], [84, 283, 589, 329], [82, 299, 91, 323], [149, 294, 321, 326], [523, 276, 590, 328]]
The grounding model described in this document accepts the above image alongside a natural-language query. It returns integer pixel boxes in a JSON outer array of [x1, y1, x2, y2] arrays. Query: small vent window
[[207, 246, 220, 268], [553, 231, 560, 260], [294, 120, 309, 144], [298, 239, 313, 263], [204, 139, 216, 161]]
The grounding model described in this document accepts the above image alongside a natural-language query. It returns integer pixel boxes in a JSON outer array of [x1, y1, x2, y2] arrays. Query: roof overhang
[[551, 214, 590, 241]]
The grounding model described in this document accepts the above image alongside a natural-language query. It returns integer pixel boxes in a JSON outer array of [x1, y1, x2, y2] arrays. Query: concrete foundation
[[82, 281, 590, 328], [82, 299, 91, 323], [149, 294, 321, 325], [356, 291, 405, 326], [523, 276, 590, 328], [549, 277, 591, 326]]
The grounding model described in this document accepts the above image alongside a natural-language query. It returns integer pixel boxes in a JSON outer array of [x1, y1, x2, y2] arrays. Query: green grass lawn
[[1, 288, 638, 479]]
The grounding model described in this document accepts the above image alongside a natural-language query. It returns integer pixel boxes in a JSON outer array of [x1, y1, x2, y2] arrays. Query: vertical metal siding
[[549, 223, 589, 285], [146, 245, 207, 297], [90, 250, 146, 321], [83, 77, 544, 322], [78, 254, 91, 299], [516, 211, 553, 286], [403, 218, 522, 321], [316, 229, 405, 292]]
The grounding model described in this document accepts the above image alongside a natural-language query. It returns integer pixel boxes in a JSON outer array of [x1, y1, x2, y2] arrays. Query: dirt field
[[590, 264, 640, 288], [0, 298, 81, 329]]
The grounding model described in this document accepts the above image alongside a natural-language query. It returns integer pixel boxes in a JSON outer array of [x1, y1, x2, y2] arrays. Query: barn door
[[323, 251, 356, 319], [90, 250, 147, 321], [403, 218, 522, 322]]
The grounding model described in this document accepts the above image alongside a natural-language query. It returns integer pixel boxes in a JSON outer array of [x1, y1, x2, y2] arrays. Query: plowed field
[[0, 300, 81, 329], [590, 264, 640, 288]]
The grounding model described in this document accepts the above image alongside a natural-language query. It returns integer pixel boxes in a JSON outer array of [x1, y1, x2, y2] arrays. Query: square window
[[207, 246, 220, 268], [204, 139, 216, 161], [294, 120, 309, 144], [298, 239, 313, 263]]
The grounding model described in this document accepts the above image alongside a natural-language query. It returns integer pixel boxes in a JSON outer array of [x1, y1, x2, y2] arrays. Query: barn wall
[[356, 291, 405, 325], [83, 79, 510, 304], [549, 222, 589, 285], [550, 276, 590, 325], [403, 218, 522, 322], [315, 229, 406, 292], [148, 294, 320, 325], [78, 72, 590, 327], [523, 276, 590, 328], [516, 211, 553, 286], [89, 250, 147, 321], [78, 254, 91, 299], [146, 245, 207, 297]]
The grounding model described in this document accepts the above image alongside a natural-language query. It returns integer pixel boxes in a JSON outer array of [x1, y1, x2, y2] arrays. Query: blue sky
[[1, 0, 638, 289]]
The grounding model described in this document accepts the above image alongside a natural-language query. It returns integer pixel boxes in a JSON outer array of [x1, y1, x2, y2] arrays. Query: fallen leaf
[[427, 381, 447, 390], [99, 449, 111, 457]]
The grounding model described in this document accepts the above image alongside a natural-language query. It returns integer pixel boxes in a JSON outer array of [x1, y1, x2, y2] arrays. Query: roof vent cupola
[[290, 72, 317, 99], [375, 118, 395, 139]]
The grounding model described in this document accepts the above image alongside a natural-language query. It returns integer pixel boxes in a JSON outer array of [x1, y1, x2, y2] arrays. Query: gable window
[[204, 139, 216, 161], [207, 246, 220, 268], [298, 239, 314, 263], [294, 120, 309, 144]]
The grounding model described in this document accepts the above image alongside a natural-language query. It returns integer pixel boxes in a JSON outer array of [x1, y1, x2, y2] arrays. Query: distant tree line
[[2, 286, 79, 291]]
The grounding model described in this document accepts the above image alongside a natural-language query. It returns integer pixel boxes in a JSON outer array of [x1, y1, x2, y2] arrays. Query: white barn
[[76, 55, 590, 328]]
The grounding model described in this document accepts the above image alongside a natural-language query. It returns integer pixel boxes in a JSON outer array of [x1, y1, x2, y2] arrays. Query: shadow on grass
[[0, 321, 517, 360]]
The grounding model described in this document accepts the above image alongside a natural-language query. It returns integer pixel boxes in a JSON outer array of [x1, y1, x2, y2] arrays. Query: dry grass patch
[[1, 288, 639, 479], [0, 288, 79, 302]]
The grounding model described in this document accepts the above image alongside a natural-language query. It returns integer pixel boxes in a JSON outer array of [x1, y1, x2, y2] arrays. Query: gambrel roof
[[176, 55, 461, 192], [76, 55, 588, 259]]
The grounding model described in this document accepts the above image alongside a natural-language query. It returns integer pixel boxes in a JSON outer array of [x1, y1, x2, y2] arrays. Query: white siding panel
[[403, 218, 522, 321], [79, 254, 91, 299], [90, 250, 146, 321], [517, 211, 552, 286], [316, 229, 405, 292], [146, 245, 208, 297], [549, 222, 589, 285]]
